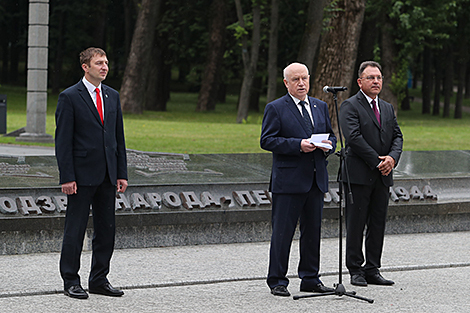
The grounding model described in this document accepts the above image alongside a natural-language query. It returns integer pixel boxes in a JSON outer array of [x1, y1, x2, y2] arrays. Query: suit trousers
[[60, 176, 116, 289], [345, 180, 389, 276], [267, 182, 324, 289]]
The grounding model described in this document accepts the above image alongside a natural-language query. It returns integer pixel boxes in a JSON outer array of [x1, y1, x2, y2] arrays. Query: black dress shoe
[[350, 274, 368, 287], [365, 273, 394, 285], [64, 285, 89, 299], [300, 282, 334, 293], [271, 285, 290, 297], [89, 282, 124, 297]]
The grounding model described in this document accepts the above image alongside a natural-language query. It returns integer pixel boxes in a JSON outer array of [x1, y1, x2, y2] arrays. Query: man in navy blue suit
[[55, 47, 128, 299], [261, 62, 337, 297]]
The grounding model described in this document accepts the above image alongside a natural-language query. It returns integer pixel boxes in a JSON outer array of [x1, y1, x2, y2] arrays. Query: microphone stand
[[293, 90, 374, 303]]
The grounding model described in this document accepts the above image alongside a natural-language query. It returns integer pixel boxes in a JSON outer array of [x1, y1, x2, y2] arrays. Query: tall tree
[[380, 2, 400, 113], [235, 0, 262, 123], [196, 0, 228, 111], [144, 2, 170, 111], [120, 0, 161, 114], [442, 45, 453, 118], [421, 44, 432, 114], [297, 0, 328, 72], [310, 0, 367, 134], [266, 0, 279, 103], [454, 7, 470, 119], [432, 49, 442, 115]]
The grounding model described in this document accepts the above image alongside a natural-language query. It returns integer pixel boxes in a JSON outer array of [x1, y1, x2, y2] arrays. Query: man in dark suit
[[261, 62, 337, 297], [55, 47, 128, 299], [339, 61, 403, 287]]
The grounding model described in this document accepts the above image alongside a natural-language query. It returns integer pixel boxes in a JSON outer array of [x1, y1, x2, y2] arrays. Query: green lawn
[[0, 85, 469, 153]]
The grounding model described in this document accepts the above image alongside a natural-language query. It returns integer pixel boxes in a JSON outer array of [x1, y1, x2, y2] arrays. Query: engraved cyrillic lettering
[[53, 196, 67, 213], [36, 196, 56, 213], [232, 191, 256, 207], [0, 197, 17, 214], [180, 191, 204, 210], [251, 190, 271, 206], [200, 192, 220, 208], [115, 193, 131, 211], [130, 193, 151, 210], [163, 192, 181, 209], [145, 193, 162, 210], [17, 196, 42, 215]]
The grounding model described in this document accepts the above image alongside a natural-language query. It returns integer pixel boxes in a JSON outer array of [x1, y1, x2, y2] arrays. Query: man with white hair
[[261, 62, 337, 297]]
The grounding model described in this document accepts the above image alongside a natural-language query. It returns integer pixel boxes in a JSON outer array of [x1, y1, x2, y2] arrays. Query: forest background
[[0, 0, 469, 154]]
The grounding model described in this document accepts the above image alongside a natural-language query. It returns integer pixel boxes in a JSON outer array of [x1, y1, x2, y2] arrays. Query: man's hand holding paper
[[309, 133, 333, 151]]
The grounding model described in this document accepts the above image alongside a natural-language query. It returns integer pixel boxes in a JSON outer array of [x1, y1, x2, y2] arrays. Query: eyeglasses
[[360, 75, 383, 81]]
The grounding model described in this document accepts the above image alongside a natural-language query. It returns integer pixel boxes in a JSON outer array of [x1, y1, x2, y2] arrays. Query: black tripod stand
[[293, 90, 373, 303]]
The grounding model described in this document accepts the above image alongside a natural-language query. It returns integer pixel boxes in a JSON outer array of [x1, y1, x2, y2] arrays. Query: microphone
[[323, 86, 347, 93]]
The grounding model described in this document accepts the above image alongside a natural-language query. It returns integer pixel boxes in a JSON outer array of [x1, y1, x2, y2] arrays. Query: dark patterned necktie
[[300, 100, 313, 135], [372, 99, 380, 127]]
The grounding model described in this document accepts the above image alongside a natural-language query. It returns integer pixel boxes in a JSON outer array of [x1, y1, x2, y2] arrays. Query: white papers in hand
[[309, 133, 332, 150]]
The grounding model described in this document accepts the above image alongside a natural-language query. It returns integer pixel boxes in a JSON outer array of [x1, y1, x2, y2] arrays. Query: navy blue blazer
[[260, 94, 337, 194], [339, 91, 403, 187], [55, 80, 127, 186]]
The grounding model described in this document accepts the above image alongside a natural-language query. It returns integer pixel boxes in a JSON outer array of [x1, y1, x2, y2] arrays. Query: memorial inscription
[[0, 185, 437, 216]]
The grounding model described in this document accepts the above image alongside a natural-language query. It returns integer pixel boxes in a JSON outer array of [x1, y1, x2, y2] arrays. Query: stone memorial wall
[[1, 150, 469, 255]]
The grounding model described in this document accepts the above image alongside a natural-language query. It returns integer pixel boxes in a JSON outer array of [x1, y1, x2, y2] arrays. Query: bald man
[[261, 62, 337, 297]]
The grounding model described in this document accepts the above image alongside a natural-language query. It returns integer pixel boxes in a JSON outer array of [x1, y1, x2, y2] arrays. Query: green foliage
[[322, 0, 344, 33], [389, 59, 409, 105], [389, 0, 456, 57]]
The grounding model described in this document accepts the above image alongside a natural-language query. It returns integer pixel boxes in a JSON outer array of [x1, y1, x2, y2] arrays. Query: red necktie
[[372, 99, 380, 127], [95, 88, 104, 123]]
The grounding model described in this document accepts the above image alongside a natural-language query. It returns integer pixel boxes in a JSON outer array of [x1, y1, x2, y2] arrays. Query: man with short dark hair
[[339, 61, 403, 287], [55, 47, 128, 299]]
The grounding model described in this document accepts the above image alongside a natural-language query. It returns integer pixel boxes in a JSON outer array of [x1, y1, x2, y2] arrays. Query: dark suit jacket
[[260, 94, 337, 194], [339, 91, 403, 187], [55, 80, 127, 186]]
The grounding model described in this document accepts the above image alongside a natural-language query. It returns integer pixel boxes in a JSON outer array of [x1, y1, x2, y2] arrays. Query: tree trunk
[[120, 0, 161, 114], [310, 0, 367, 135], [236, 1, 261, 123], [401, 87, 410, 111], [266, 0, 279, 103], [421, 45, 432, 114], [465, 66, 470, 99], [297, 0, 327, 72], [380, 9, 399, 113], [249, 75, 262, 112], [145, 24, 170, 111], [442, 45, 453, 118], [196, 0, 228, 111], [52, 4, 66, 94], [124, 0, 136, 59], [454, 61, 465, 119], [454, 17, 468, 119], [93, 0, 107, 47], [432, 50, 442, 116], [454, 52, 467, 119]]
